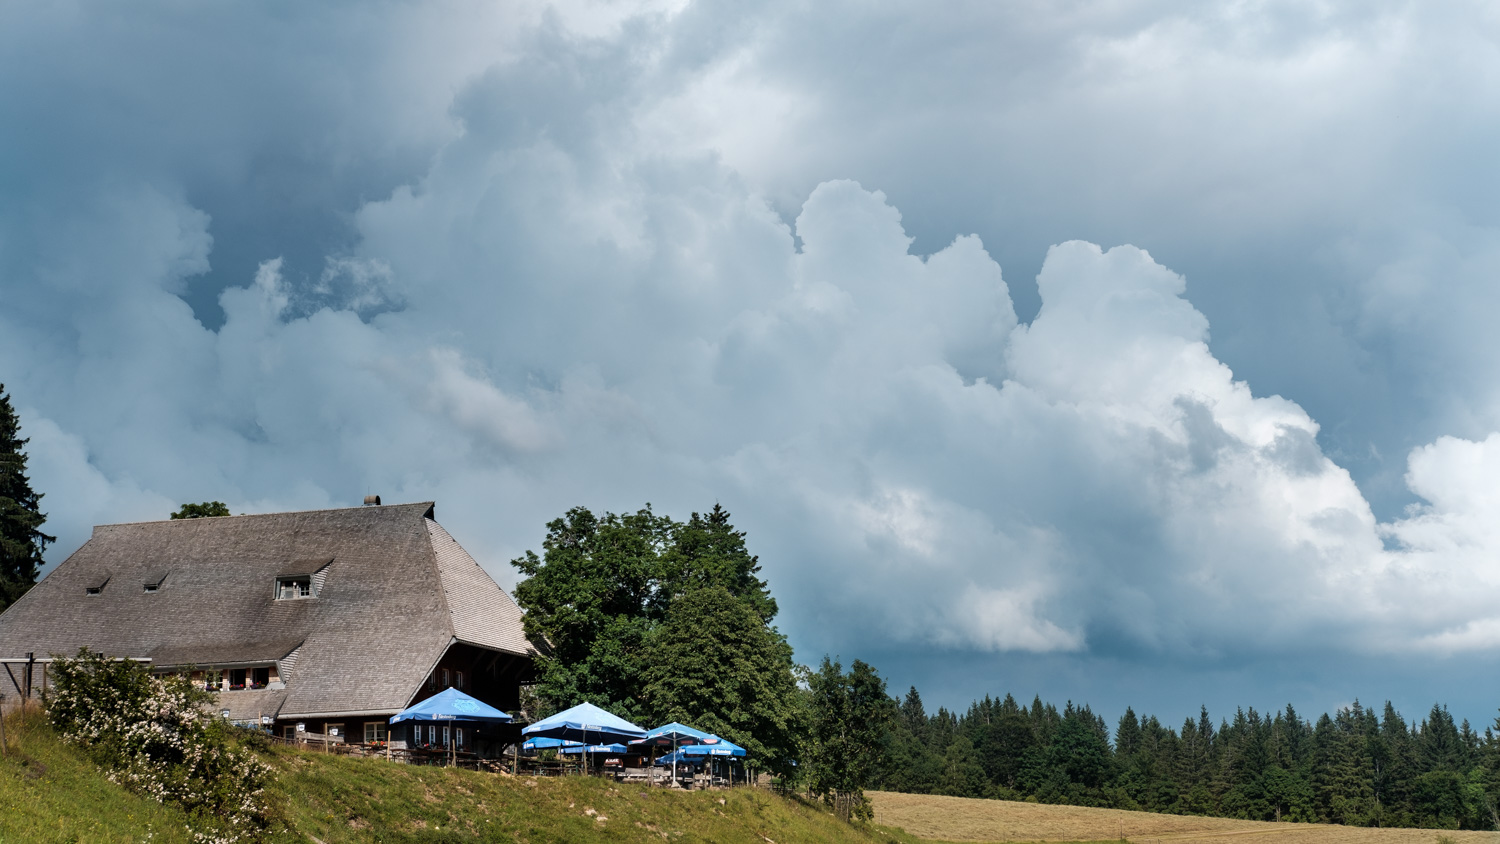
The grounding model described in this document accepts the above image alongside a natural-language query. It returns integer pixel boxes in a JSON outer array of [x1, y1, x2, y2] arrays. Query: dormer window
[[273, 558, 332, 601], [143, 573, 166, 593], [276, 576, 313, 600], [85, 575, 109, 596]]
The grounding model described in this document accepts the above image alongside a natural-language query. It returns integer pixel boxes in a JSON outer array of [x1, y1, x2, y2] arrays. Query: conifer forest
[[873, 689, 1500, 831]]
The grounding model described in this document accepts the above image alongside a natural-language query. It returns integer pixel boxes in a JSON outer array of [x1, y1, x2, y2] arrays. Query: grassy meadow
[[870, 791, 1500, 844], [0, 706, 200, 843], [8, 704, 1496, 844], [2, 706, 922, 843], [271, 746, 918, 843]]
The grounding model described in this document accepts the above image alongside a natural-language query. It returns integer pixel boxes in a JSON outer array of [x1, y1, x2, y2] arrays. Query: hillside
[[1, 709, 921, 844], [271, 747, 914, 843], [0, 708, 200, 843], [22, 703, 1490, 844], [870, 791, 1500, 843]]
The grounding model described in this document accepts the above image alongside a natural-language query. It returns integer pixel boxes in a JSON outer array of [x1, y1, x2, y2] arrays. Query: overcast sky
[[5, 0, 1500, 730]]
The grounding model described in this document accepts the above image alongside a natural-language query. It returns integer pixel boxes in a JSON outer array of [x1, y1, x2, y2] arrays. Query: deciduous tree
[[511, 505, 672, 719], [805, 657, 893, 821], [511, 503, 784, 724], [638, 585, 801, 774], [169, 501, 231, 519]]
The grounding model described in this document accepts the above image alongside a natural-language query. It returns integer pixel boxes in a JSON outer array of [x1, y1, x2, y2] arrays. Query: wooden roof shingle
[[0, 502, 537, 719]]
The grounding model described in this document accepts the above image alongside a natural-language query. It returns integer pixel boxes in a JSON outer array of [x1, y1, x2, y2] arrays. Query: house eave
[[451, 637, 537, 659], [277, 709, 401, 720]]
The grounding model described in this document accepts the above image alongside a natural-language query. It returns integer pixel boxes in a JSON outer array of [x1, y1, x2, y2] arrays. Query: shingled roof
[[0, 502, 538, 720]]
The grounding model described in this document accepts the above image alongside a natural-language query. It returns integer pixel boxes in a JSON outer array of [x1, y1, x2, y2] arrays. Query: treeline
[[508, 502, 1500, 830], [873, 689, 1500, 831]]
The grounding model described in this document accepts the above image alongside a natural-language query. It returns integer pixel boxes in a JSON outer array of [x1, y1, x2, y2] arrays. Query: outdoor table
[[407, 747, 450, 766], [617, 766, 650, 782], [519, 757, 581, 777]]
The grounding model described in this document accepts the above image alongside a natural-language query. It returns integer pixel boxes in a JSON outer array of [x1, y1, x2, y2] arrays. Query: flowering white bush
[[47, 649, 274, 843]]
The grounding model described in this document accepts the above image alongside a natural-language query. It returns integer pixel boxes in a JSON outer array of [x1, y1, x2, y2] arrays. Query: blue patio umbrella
[[631, 721, 716, 746], [522, 737, 582, 752], [651, 746, 724, 766], [389, 687, 515, 724], [522, 702, 646, 774], [679, 736, 746, 757], [389, 688, 513, 765], [653, 749, 692, 766], [631, 721, 716, 783], [522, 702, 647, 743], [680, 736, 748, 786], [558, 743, 629, 755]]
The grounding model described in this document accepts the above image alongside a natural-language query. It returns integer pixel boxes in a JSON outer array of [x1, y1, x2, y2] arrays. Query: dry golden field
[[869, 791, 1500, 844]]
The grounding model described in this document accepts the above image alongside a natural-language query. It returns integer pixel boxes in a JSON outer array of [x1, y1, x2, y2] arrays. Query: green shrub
[[46, 648, 274, 843]]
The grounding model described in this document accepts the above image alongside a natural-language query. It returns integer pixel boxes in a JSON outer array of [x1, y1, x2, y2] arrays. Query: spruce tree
[[1146, 716, 1185, 811], [983, 694, 1035, 792], [901, 686, 929, 743], [1480, 713, 1500, 830], [1420, 703, 1465, 772], [876, 688, 941, 794], [925, 705, 957, 761], [0, 384, 54, 612], [1376, 701, 1417, 827], [938, 734, 989, 798], [1115, 707, 1142, 757], [1315, 704, 1377, 825]]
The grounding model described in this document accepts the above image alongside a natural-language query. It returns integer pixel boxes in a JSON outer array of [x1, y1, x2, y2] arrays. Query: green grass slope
[[1, 709, 921, 843], [274, 749, 922, 843], [0, 708, 199, 844]]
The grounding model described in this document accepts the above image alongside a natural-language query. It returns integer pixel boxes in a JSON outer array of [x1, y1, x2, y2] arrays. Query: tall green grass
[[270, 746, 923, 843], [3, 707, 1123, 842], [2, 707, 922, 843], [0, 707, 198, 843]]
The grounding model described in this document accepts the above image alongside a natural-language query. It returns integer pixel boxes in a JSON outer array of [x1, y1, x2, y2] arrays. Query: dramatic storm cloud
[[4, 0, 1500, 723]]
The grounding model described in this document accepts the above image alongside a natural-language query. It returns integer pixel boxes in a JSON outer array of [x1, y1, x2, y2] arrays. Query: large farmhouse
[[0, 501, 538, 750]]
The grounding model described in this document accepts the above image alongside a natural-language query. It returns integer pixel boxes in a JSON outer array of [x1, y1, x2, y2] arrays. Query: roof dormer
[[274, 558, 333, 600]]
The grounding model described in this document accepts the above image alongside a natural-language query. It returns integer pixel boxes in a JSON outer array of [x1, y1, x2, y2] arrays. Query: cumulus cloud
[[413, 348, 559, 454], [6, 0, 1500, 717]]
